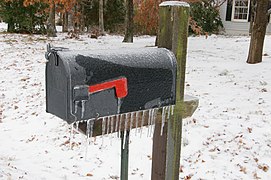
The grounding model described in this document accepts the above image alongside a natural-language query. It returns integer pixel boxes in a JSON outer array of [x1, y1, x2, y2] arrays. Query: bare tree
[[123, 0, 134, 43], [47, 0, 57, 37], [62, 11, 69, 32], [247, 0, 270, 64], [99, 0, 105, 35]]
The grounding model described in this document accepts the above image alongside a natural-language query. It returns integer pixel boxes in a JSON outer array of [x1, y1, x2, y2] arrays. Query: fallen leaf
[[253, 172, 260, 179], [254, 158, 259, 163], [86, 173, 93, 176], [184, 175, 192, 180], [109, 175, 119, 179], [239, 166, 247, 174], [20, 77, 30, 81], [192, 119, 197, 123], [26, 135, 36, 143], [60, 140, 70, 146], [179, 165, 184, 173], [261, 88, 267, 92], [262, 164, 269, 172]]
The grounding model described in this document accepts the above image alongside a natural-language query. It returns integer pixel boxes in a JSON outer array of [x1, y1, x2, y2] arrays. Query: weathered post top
[[159, 1, 190, 7]]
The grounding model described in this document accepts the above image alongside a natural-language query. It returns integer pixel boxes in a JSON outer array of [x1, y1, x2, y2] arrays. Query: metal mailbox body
[[46, 47, 177, 124]]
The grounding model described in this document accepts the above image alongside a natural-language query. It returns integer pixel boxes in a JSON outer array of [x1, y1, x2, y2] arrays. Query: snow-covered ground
[[0, 23, 271, 180]]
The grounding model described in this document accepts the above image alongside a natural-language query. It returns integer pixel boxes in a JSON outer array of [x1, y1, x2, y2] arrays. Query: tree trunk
[[73, 5, 78, 31], [80, 5, 85, 33], [52, 3, 56, 33], [7, 22, 15, 33], [62, 11, 68, 32], [99, 0, 105, 35], [47, 1, 57, 37], [249, 0, 256, 34], [123, 0, 134, 43], [247, 0, 269, 64]]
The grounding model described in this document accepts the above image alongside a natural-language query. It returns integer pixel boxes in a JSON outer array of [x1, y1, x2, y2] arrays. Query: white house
[[219, 0, 271, 35]]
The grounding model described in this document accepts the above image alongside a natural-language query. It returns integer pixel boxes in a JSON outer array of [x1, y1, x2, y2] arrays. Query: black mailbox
[[45, 45, 177, 124]]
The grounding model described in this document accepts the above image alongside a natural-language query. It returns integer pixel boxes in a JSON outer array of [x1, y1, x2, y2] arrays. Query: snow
[[0, 22, 271, 179], [159, 1, 190, 7]]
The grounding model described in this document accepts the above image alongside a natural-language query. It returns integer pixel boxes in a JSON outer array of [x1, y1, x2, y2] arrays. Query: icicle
[[117, 98, 122, 114], [86, 120, 90, 138], [130, 112, 134, 131], [122, 132, 126, 150], [161, 107, 166, 136], [102, 117, 106, 135], [69, 122, 75, 149], [75, 121, 79, 133], [147, 110, 152, 136], [140, 110, 146, 137], [149, 108, 157, 137], [119, 114, 123, 137], [124, 113, 128, 132], [89, 120, 94, 140], [74, 101, 79, 113], [85, 119, 91, 160], [102, 117, 106, 144], [135, 111, 139, 135], [171, 105, 175, 115], [167, 106, 171, 119], [153, 108, 158, 134], [80, 120, 85, 152], [148, 109, 153, 137], [154, 108, 158, 123], [81, 100, 87, 119], [115, 115, 119, 132], [122, 113, 129, 149], [110, 116, 114, 134], [107, 117, 110, 136], [165, 106, 169, 121], [148, 110, 152, 126]]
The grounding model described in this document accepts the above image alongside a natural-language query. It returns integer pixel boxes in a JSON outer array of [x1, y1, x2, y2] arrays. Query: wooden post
[[151, 2, 190, 180], [120, 130, 130, 180], [151, 121, 168, 179]]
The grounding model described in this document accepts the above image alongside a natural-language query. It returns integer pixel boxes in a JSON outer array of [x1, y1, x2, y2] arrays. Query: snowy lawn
[[0, 24, 271, 179]]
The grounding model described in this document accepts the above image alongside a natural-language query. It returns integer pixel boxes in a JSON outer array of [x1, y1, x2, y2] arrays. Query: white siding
[[220, 1, 227, 22], [219, 1, 271, 35]]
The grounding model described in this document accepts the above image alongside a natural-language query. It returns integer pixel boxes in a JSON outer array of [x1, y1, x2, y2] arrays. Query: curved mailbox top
[[46, 47, 177, 124]]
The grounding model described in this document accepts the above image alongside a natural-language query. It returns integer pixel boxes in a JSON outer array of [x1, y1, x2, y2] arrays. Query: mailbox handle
[[89, 78, 128, 98]]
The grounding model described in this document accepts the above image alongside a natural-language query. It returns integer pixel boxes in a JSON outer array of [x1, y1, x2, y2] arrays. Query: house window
[[232, 0, 250, 22]]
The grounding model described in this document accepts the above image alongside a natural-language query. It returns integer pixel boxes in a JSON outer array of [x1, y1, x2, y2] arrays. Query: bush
[[104, 0, 125, 32], [81, 0, 125, 33], [0, 0, 47, 34], [82, 0, 99, 28], [134, 0, 160, 35], [190, 0, 223, 34], [134, 0, 223, 35]]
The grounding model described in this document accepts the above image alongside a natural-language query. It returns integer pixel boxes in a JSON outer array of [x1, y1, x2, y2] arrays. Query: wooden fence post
[[151, 2, 190, 180]]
